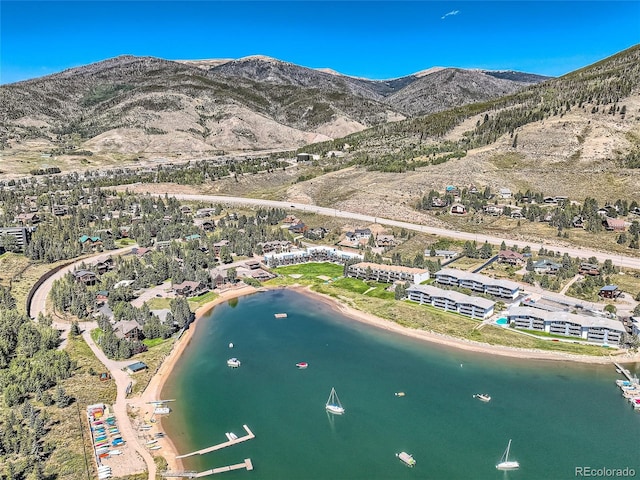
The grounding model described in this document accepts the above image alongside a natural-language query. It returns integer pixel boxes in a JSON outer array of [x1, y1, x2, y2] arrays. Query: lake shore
[[147, 282, 638, 472], [141, 285, 259, 473]]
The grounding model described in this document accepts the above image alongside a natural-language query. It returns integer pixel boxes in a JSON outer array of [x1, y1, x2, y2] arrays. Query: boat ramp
[[176, 425, 255, 459]]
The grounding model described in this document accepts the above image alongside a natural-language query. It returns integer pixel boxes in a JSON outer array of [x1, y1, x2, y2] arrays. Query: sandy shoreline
[[140, 283, 640, 473]]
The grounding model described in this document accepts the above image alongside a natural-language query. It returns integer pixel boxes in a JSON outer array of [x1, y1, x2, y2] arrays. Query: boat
[[229, 342, 234, 348], [396, 452, 416, 467], [109, 450, 122, 455], [274, 313, 288, 318], [225, 432, 239, 441], [296, 362, 308, 369], [146, 440, 158, 445], [325, 387, 345, 415], [227, 358, 241, 368], [154, 407, 171, 414], [473, 393, 491, 402], [496, 439, 520, 470], [395, 392, 406, 397], [149, 445, 162, 450]]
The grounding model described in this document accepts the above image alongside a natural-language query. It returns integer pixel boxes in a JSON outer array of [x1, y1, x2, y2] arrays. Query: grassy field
[[274, 262, 345, 281], [145, 297, 172, 310], [264, 262, 611, 356], [188, 291, 219, 310]]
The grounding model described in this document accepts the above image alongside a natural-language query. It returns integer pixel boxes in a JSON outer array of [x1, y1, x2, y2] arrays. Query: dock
[[194, 458, 253, 477], [176, 425, 255, 459], [614, 362, 636, 383]]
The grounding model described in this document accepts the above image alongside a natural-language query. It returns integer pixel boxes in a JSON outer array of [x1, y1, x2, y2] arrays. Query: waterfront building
[[434, 268, 520, 299], [406, 284, 495, 319], [506, 306, 625, 345], [264, 246, 362, 267], [347, 262, 430, 284]]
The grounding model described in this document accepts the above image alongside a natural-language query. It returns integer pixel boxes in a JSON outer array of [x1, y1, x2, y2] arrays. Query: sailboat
[[325, 387, 345, 415], [496, 439, 520, 470]]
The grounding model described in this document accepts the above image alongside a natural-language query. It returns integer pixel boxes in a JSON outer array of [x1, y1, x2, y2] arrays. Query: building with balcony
[[406, 284, 495, 319], [506, 306, 624, 345]]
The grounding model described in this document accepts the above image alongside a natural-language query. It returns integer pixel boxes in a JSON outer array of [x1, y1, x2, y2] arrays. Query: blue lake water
[[162, 289, 640, 480]]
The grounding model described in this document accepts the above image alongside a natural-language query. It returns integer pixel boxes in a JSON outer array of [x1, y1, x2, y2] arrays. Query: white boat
[[109, 450, 122, 456], [225, 432, 239, 441], [496, 439, 520, 470], [395, 392, 406, 397], [227, 358, 241, 368], [325, 387, 345, 415], [473, 393, 491, 402], [396, 451, 416, 467], [229, 342, 234, 348], [154, 407, 171, 414], [149, 445, 162, 450]]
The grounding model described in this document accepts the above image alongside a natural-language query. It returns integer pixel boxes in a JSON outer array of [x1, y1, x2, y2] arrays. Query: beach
[[142, 283, 640, 473]]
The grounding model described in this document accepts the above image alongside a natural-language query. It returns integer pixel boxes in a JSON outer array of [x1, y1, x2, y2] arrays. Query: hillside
[[285, 45, 640, 222], [0, 55, 543, 173]]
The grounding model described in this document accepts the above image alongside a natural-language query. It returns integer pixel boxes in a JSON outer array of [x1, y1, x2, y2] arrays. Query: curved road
[[29, 245, 158, 480], [149, 193, 640, 270]]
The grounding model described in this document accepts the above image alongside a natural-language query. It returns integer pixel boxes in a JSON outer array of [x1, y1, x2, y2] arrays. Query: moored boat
[[496, 439, 520, 470], [395, 392, 406, 397], [396, 451, 416, 467], [326, 387, 345, 415], [296, 362, 308, 369], [473, 393, 491, 402], [227, 358, 241, 368]]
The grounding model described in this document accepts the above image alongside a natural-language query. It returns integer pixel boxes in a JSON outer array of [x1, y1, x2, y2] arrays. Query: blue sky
[[1, 1, 639, 84]]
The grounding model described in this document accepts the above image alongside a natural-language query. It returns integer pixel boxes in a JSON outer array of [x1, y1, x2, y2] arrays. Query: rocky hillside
[[0, 54, 545, 167]]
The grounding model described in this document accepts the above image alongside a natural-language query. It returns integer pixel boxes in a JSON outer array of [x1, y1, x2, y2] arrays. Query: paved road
[[29, 245, 137, 347], [145, 193, 640, 270]]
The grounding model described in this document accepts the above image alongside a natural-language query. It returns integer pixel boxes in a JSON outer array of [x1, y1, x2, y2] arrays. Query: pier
[[614, 362, 637, 383], [194, 458, 253, 477], [176, 425, 255, 459]]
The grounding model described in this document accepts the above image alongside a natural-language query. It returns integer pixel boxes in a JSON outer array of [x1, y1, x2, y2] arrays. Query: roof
[[350, 262, 429, 275], [73, 269, 95, 277], [600, 285, 619, 291], [79, 235, 101, 243], [126, 361, 148, 372], [435, 268, 520, 291]]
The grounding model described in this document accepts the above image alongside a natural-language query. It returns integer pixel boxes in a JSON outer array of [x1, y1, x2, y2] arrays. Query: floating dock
[[274, 313, 288, 318], [176, 425, 255, 459], [195, 458, 253, 477]]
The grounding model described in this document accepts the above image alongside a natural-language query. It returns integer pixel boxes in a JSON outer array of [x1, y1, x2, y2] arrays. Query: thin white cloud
[[441, 10, 460, 20]]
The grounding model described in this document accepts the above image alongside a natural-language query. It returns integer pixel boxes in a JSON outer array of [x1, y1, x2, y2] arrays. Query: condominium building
[[507, 306, 625, 345], [406, 284, 495, 319], [264, 246, 363, 267], [347, 262, 430, 284], [434, 268, 520, 299]]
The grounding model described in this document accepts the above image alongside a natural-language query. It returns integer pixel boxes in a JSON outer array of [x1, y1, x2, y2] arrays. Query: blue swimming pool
[[496, 317, 508, 325]]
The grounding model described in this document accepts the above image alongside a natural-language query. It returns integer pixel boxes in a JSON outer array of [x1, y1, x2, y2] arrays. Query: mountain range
[[0, 54, 548, 159]]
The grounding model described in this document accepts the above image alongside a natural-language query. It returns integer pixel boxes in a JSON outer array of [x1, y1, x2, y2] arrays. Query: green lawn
[[114, 238, 136, 247], [145, 297, 172, 310], [274, 262, 345, 280], [188, 291, 219, 310], [142, 337, 166, 348]]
